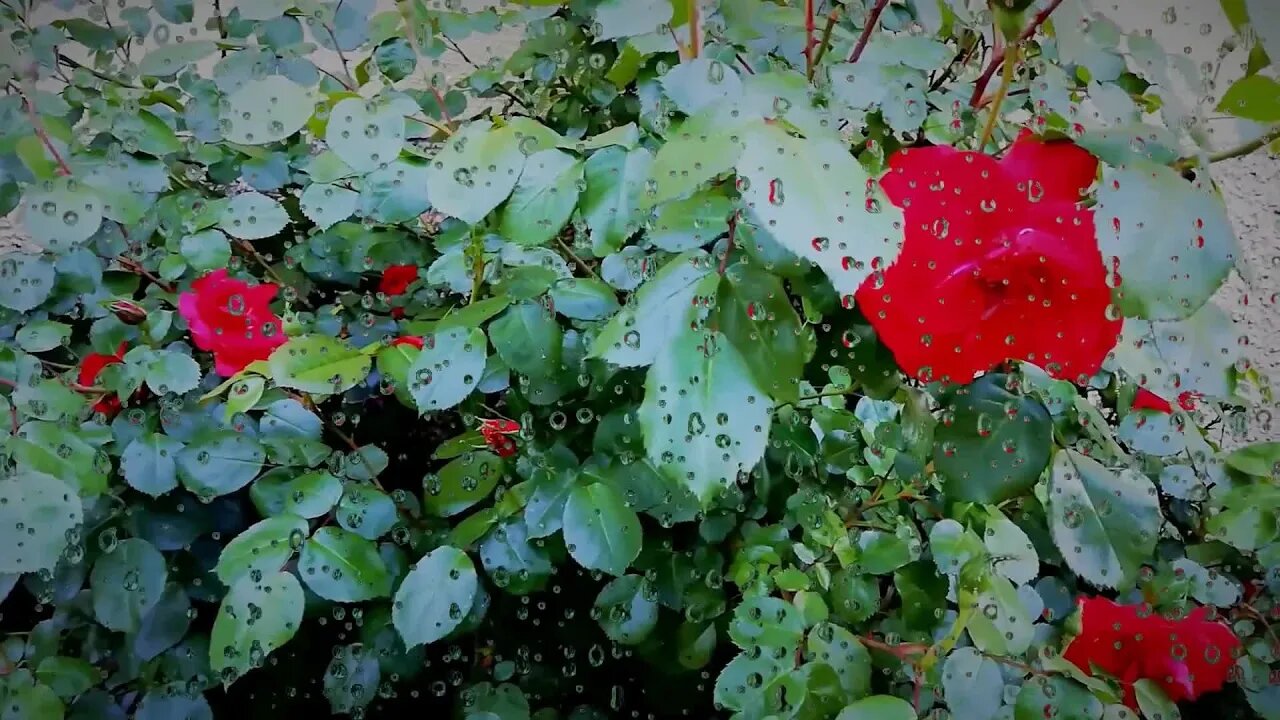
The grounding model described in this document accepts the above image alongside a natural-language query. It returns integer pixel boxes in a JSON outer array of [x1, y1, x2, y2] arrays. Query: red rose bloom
[[1063, 597, 1239, 707], [178, 269, 287, 377], [855, 131, 1120, 385], [79, 342, 127, 416], [391, 336, 424, 350], [380, 265, 417, 318], [479, 418, 520, 458]]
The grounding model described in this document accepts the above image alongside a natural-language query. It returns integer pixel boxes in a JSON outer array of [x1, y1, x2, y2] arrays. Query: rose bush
[[0, 1, 1277, 719]]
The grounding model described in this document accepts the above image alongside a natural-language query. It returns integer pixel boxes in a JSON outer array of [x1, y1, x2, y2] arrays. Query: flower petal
[[1000, 132, 1099, 204]]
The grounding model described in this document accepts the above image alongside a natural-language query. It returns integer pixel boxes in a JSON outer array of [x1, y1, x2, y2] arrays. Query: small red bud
[[109, 300, 148, 325]]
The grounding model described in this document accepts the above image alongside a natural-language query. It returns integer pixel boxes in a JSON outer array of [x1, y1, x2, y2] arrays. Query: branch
[[21, 89, 71, 176], [57, 53, 139, 89], [969, 0, 1065, 108], [977, 44, 1018, 148], [213, 0, 227, 56], [848, 0, 891, 63], [811, 10, 841, 72], [804, 0, 816, 80], [234, 240, 310, 308], [556, 236, 601, 281], [1175, 124, 1280, 170], [718, 212, 739, 274], [688, 0, 702, 59]]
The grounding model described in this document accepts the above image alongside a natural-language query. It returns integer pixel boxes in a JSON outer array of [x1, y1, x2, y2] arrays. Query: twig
[[57, 53, 139, 89], [811, 10, 841, 72], [234, 240, 310, 308], [21, 89, 71, 176], [977, 44, 1018, 148], [116, 255, 176, 293], [428, 87, 454, 125], [317, 65, 354, 91], [804, 0, 816, 80], [718, 212, 739, 274], [556, 237, 601, 281], [1174, 124, 1280, 170], [213, 0, 227, 56], [929, 33, 979, 92], [847, 0, 891, 63], [858, 635, 928, 659], [735, 54, 756, 75], [322, 0, 357, 89], [688, 0, 701, 59], [970, 0, 1065, 107]]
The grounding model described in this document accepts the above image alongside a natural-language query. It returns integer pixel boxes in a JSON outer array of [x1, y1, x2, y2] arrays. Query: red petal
[[1133, 389, 1174, 414], [380, 265, 418, 297], [392, 336, 424, 350], [1000, 132, 1099, 203]]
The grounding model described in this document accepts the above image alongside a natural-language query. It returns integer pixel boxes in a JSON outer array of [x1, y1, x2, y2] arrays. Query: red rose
[[391, 336, 424, 350], [1132, 389, 1200, 414], [855, 131, 1119, 385], [178, 269, 287, 377], [479, 418, 520, 458], [1063, 597, 1239, 707], [79, 342, 127, 416], [380, 265, 418, 319]]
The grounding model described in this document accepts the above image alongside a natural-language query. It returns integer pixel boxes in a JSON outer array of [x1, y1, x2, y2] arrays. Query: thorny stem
[[21, 88, 72, 176], [930, 32, 980, 92], [213, 0, 227, 56], [116, 255, 176, 293], [977, 44, 1018, 148], [811, 10, 841, 72], [803, 0, 816, 80], [688, 0, 702, 59], [1175, 124, 1280, 171], [718, 212, 739, 274], [234, 240, 310, 308], [556, 236, 601, 281], [970, 0, 1065, 107], [428, 87, 455, 126], [847, 0, 891, 63]]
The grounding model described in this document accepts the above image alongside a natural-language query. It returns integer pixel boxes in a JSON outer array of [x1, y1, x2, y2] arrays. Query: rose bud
[[109, 300, 148, 325]]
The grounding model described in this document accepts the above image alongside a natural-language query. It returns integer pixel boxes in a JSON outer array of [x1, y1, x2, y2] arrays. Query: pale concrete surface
[[2, 0, 1277, 442]]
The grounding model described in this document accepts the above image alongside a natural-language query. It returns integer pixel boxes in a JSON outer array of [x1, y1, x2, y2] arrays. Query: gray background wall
[[3, 0, 1276, 442]]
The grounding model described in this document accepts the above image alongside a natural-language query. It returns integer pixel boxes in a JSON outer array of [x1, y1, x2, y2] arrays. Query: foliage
[[0, 0, 1277, 718]]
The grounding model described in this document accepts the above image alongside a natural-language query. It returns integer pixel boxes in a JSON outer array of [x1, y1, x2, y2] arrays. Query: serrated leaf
[[581, 145, 653, 256], [138, 40, 218, 76], [407, 327, 487, 412], [218, 191, 289, 240], [736, 122, 902, 298], [324, 644, 380, 714], [21, 177, 103, 252], [715, 262, 815, 402], [1095, 161, 1237, 320], [269, 335, 371, 395], [0, 471, 83, 575], [90, 538, 167, 634], [499, 148, 582, 247], [1217, 74, 1280, 122], [145, 350, 201, 395], [16, 321, 71, 352], [215, 515, 308, 586], [639, 326, 772, 506], [589, 250, 716, 367], [592, 0, 671, 40], [660, 58, 744, 116], [548, 277, 620, 321], [594, 574, 659, 644], [489, 301, 562, 377], [210, 571, 304, 685], [0, 253, 57, 311], [1048, 449, 1160, 589], [325, 96, 408, 173], [121, 433, 183, 496], [299, 526, 392, 602], [177, 431, 266, 498], [424, 451, 503, 517], [479, 518, 552, 595], [984, 507, 1039, 586], [942, 648, 1004, 720], [1108, 301, 1239, 401], [426, 120, 526, 224], [220, 76, 315, 145], [562, 482, 642, 576], [647, 110, 753, 208], [300, 183, 358, 230], [393, 546, 478, 648]]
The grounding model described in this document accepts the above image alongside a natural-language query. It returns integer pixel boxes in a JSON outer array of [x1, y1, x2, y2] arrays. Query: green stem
[[1175, 124, 1280, 171]]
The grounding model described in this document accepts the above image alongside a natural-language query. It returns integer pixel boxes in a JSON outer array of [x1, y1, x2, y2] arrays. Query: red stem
[[804, 0, 816, 79], [969, 0, 1066, 107], [848, 0, 891, 63], [22, 92, 71, 176], [429, 87, 453, 125], [718, 212, 739, 274]]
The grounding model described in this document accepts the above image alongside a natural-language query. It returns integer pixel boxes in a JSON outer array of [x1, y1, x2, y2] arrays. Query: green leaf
[[300, 183, 358, 230], [234, 0, 292, 21], [942, 648, 1004, 720], [134, 583, 193, 661], [594, 574, 659, 645], [934, 374, 1052, 504], [210, 571, 305, 685], [730, 596, 805, 649], [1048, 449, 1160, 590], [337, 484, 398, 540], [592, 0, 672, 40], [324, 644, 380, 715], [251, 470, 344, 519], [1108, 301, 1239, 401], [269, 335, 371, 395], [1245, 0, 1280, 61], [218, 191, 289, 240], [36, 656, 98, 699], [581, 145, 653, 255], [374, 37, 417, 82], [359, 157, 432, 223], [0, 682, 63, 720], [836, 695, 916, 720], [90, 538, 167, 634], [16, 321, 71, 353], [153, 0, 194, 23], [1014, 676, 1103, 720], [562, 482, 642, 576], [499, 148, 582, 247], [180, 230, 233, 271], [648, 110, 752, 208], [548, 277, 620, 321], [735, 122, 903, 299], [393, 546, 478, 648], [639, 327, 772, 505], [177, 431, 266, 498], [1217, 74, 1280, 121], [220, 76, 316, 146], [1095, 161, 1237, 320], [121, 434, 183, 497], [523, 465, 579, 538], [807, 623, 871, 700], [138, 40, 218, 76], [648, 190, 732, 252], [215, 515, 308, 587], [489, 301, 562, 378], [660, 59, 745, 116], [1134, 679, 1180, 720], [21, 177, 103, 252], [299, 526, 392, 602], [589, 250, 716, 367], [1205, 481, 1280, 552], [144, 350, 201, 395], [715, 263, 816, 402], [479, 518, 552, 595], [967, 577, 1033, 656], [135, 687, 212, 720], [984, 507, 1038, 586], [0, 254, 57, 311], [9, 421, 107, 495], [1224, 441, 1278, 478], [325, 97, 408, 173], [407, 327, 488, 412], [425, 451, 504, 517], [427, 120, 526, 224], [0, 474, 81, 578], [714, 650, 790, 713]]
